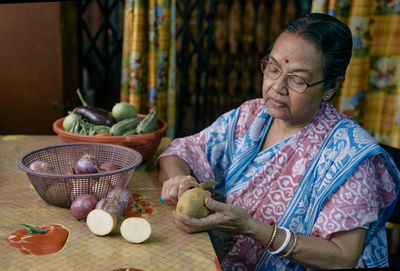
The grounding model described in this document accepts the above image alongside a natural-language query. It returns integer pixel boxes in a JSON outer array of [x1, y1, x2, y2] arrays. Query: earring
[[324, 94, 330, 101]]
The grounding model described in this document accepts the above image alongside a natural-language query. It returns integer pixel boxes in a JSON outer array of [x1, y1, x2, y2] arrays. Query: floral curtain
[[312, 0, 400, 147], [120, 0, 176, 137]]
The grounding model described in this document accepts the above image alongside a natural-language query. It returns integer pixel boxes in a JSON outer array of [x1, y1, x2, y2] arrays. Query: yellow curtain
[[312, 0, 400, 147], [121, 0, 176, 137]]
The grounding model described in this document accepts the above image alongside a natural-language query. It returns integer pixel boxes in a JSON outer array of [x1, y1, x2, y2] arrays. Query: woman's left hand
[[174, 197, 253, 234]]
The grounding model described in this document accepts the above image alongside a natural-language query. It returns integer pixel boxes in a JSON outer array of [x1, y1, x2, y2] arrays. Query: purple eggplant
[[73, 106, 115, 126]]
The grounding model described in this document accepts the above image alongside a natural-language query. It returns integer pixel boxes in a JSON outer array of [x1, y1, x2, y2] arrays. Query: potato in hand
[[176, 188, 211, 219]]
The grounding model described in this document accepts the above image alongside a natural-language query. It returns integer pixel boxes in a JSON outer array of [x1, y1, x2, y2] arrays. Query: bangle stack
[[262, 224, 298, 258], [270, 227, 291, 255]]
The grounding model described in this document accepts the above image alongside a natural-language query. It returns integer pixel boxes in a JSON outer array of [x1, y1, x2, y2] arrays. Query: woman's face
[[262, 32, 326, 128]]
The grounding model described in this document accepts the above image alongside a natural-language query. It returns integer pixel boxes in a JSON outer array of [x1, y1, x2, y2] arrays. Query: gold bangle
[[280, 230, 298, 258], [262, 222, 277, 250]]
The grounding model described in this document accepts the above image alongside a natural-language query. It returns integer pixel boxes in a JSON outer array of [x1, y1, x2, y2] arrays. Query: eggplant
[[73, 106, 115, 126]]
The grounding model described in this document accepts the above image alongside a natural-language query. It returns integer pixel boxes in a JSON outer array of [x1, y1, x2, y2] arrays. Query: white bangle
[[280, 230, 298, 258], [270, 227, 291, 255]]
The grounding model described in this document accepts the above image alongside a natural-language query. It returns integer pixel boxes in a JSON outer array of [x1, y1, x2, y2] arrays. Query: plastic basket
[[17, 142, 142, 208]]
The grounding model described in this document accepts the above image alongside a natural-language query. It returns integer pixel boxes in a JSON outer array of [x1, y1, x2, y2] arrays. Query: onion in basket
[[75, 154, 100, 174], [100, 162, 119, 172], [29, 161, 54, 173]]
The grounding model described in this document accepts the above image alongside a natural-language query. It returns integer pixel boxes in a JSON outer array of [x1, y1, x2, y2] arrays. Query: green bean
[[68, 116, 110, 136]]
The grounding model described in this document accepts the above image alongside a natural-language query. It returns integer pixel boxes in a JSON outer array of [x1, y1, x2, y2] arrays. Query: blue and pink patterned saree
[[159, 99, 400, 270]]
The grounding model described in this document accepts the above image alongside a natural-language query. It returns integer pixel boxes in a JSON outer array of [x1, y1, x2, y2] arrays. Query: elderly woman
[[157, 13, 400, 270]]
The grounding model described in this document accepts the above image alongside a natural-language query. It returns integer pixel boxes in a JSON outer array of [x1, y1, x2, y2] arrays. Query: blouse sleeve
[[312, 154, 397, 239], [156, 107, 240, 183], [156, 130, 214, 182]]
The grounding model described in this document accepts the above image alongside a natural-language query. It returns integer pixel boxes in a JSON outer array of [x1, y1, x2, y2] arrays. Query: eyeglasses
[[260, 56, 325, 93]]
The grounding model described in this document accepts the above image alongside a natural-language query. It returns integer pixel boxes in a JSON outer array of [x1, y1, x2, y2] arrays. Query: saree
[[159, 98, 400, 270]]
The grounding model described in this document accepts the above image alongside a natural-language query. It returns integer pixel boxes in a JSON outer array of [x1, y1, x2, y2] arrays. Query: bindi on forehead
[[284, 59, 289, 63]]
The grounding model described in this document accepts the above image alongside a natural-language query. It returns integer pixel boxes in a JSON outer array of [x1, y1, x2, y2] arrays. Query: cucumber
[[123, 129, 137, 136], [112, 102, 137, 121], [136, 108, 158, 134], [110, 117, 141, 136]]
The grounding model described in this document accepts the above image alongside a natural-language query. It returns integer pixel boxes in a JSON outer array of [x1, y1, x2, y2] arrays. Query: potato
[[120, 217, 151, 243], [87, 187, 134, 236], [176, 188, 211, 219], [86, 209, 117, 236]]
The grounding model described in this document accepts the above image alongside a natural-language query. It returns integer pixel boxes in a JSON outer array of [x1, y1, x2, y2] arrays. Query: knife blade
[[198, 180, 218, 190]]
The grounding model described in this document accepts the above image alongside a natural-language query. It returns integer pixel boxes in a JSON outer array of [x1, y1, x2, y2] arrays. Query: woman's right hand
[[174, 197, 254, 235], [161, 175, 198, 206]]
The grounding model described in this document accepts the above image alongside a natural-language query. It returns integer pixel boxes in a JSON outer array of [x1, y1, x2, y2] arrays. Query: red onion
[[66, 165, 76, 175], [70, 194, 98, 220], [95, 198, 124, 220], [29, 161, 54, 173], [95, 198, 108, 209], [75, 154, 100, 174], [100, 162, 119, 172], [106, 187, 134, 210]]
